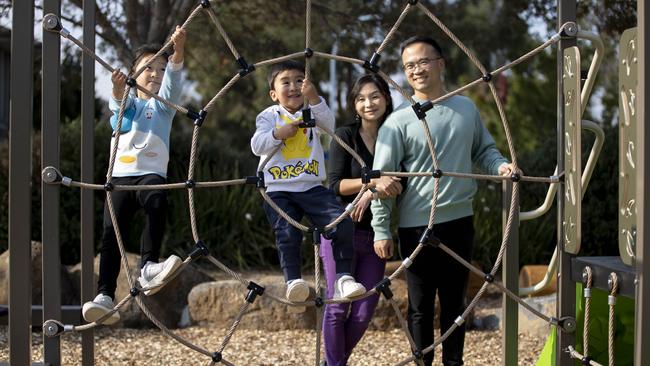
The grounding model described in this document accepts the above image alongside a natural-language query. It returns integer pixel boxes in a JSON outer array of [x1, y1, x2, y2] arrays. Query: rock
[[69, 252, 211, 328], [518, 294, 556, 338], [0, 242, 78, 306]]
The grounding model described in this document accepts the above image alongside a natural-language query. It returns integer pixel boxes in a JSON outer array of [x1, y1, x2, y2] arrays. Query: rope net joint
[[363, 52, 382, 73], [236, 57, 256, 77], [244, 172, 265, 189], [375, 277, 394, 300], [412, 101, 433, 119], [188, 240, 210, 259], [419, 228, 441, 248]]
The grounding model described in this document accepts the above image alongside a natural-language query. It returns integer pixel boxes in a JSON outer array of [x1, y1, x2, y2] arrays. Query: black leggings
[[98, 174, 168, 299], [398, 216, 474, 366]]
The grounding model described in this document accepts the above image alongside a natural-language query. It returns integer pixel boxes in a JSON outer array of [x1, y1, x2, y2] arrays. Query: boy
[[251, 61, 365, 307]]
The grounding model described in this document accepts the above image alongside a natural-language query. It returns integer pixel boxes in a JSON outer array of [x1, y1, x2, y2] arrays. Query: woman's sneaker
[[82, 294, 120, 325], [286, 279, 310, 313], [138, 255, 183, 295], [334, 275, 366, 299]]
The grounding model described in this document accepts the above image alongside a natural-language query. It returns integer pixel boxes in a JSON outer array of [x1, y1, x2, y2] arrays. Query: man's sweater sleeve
[[251, 110, 282, 157], [471, 110, 509, 175], [370, 119, 404, 241]]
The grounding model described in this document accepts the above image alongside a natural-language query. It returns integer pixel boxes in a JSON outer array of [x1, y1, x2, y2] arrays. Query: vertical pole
[[502, 180, 519, 365], [81, 0, 96, 363], [9, 0, 35, 364], [634, 1, 650, 364], [42, 0, 62, 364], [556, 1, 577, 364]]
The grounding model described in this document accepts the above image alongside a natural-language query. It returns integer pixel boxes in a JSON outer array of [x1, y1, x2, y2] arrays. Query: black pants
[[98, 174, 168, 299], [398, 216, 474, 366]]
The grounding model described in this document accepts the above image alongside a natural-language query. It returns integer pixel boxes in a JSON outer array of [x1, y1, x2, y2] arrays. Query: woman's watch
[[369, 187, 379, 201]]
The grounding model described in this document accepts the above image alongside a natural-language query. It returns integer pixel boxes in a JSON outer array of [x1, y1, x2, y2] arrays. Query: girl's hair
[[346, 74, 393, 125], [129, 44, 169, 75]]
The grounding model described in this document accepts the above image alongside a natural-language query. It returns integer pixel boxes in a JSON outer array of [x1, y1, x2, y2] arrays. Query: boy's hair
[[347, 74, 393, 126], [399, 36, 444, 60], [129, 44, 170, 75], [268, 60, 305, 89]]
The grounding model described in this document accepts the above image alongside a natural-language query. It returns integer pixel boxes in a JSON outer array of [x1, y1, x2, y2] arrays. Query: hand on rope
[[372, 175, 402, 198], [374, 239, 394, 259], [111, 70, 128, 100], [498, 162, 517, 176], [301, 79, 321, 106], [170, 26, 187, 64]]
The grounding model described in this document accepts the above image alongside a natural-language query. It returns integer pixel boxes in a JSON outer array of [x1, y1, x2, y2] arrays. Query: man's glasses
[[402, 57, 442, 72]]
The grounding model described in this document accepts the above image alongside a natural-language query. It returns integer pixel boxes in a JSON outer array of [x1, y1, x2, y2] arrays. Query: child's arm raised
[[170, 26, 186, 64], [156, 26, 186, 112], [302, 79, 335, 131]]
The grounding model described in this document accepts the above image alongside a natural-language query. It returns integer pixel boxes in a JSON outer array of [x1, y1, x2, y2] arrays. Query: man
[[370, 36, 515, 366]]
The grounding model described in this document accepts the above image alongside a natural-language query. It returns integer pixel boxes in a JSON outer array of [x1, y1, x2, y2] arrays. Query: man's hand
[[498, 162, 517, 176], [372, 176, 402, 198], [111, 70, 128, 100], [374, 239, 394, 259]]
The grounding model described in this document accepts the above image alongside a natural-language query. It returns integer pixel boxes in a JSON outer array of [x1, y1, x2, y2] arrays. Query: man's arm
[[471, 109, 509, 175]]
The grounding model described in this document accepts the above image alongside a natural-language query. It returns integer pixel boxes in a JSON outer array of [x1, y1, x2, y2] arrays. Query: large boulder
[[0, 242, 78, 306], [69, 252, 211, 328]]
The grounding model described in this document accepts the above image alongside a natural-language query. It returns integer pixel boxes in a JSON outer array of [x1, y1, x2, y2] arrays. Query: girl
[[82, 26, 186, 325], [321, 74, 402, 365]]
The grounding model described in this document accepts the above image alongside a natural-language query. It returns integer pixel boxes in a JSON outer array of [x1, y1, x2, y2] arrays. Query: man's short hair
[[399, 36, 444, 59], [268, 60, 305, 89]]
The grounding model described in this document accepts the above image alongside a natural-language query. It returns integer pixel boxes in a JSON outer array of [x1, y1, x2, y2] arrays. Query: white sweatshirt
[[250, 97, 335, 192]]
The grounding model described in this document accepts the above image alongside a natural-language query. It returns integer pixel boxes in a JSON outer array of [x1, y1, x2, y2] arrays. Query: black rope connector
[[419, 227, 441, 247], [510, 172, 521, 182], [200, 0, 211, 8], [311, 227, 326, 245], [555, 316, 577, 333], [433, 169, 443, 178], [298, 108, 316, 128], [581, 356, 592, 366], [482, 73, 492, 82], [245, 281, 265, 303], [412, 349, 424, 360], [236, 57, 256, 77], [186, 108, 207, 127], [104, 182, 114, 192], [126, 78, 137, 87], [412, 101, 433, 119], [484, 273, 494, 283], [408, 0, 419, 5], [130, 287, 140, 297], [185, 179, 195, 189], [211, 351, 222, 363], [245, 171, 265, 189], [188, 240, 210, 259], [363, 52, 381, 73], [314, 297, 324, 307], [304, 48, 314, 58], [375, 277, 393, 300], [361, 167, 381, 184]]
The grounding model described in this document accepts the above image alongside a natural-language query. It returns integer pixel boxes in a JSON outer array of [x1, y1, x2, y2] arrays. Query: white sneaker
[[334, 275, 366, 299], [82, 294, 120, 325], [138, 255, 183, 295], [286, 279, 310, 313]]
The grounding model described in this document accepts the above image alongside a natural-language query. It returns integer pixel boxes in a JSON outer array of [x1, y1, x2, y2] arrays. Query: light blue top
[[107, 61, 183, 178], [370, 95, 509, 241]]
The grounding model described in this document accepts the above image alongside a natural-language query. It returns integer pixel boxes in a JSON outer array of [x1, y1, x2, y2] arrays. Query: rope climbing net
[[39, 1, 596, 365]]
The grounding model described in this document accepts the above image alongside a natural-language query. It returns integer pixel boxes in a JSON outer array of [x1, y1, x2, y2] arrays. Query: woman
[[320, 74, 402, 365]]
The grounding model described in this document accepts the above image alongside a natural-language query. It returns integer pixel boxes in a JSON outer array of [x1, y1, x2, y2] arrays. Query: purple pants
[[320, 228, 386, 366]]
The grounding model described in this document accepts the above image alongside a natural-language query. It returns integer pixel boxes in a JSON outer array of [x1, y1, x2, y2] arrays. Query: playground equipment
[[4, 0, 650, 365]]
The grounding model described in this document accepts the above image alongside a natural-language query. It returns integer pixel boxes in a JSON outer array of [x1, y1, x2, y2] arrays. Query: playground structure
[[4, 0, 650, 365]]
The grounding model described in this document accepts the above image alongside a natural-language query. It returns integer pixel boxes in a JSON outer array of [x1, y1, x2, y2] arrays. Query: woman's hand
[[374, 239, 394, 259], [351, 190, 373, 222]]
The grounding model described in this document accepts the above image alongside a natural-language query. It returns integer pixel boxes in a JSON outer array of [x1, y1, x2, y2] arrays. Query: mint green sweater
[[370, 95, 509, 241]]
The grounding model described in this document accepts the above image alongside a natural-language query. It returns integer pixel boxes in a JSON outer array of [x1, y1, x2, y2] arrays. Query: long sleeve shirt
[[370, 95, 509, 241], [107, 60, 184, 178], [251, 98, 335, 192]]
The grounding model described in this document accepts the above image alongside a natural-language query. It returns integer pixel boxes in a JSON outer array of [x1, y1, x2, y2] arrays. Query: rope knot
[[103, 182, 114, 192]]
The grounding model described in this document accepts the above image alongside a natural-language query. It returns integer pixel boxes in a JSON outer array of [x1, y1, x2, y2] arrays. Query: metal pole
[[634, 1, 650, 364], [42, 0, 62, 364], [81, 0, 96, 363], [556, 1, 577, 364], [502, 180, 519, 365], [9, 0, 35, 364]]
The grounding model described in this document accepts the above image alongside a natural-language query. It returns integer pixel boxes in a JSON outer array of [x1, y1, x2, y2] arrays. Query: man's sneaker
[[334, 275, 366, 299], [286, 279, 310, 313], [138, 255, 183, 295], [82, 294, 120, 325]]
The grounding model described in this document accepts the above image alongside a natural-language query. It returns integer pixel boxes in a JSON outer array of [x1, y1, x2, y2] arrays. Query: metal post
[[42, 0, 62, 364], [502, 180, 519, 365], [9, 0, 35, 364], [556, 1, 577, 364], [81, 0, 96, 363], [634, 1, 650, 364]]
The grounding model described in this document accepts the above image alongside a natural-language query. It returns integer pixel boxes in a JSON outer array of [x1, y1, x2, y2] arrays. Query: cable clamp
[[361, 167, 381, 184], [583, 288, 591, 298], [608, 295, 617, 306], [402, 257, 413, 268], [419, 227, 440, 247], [188, 240, 210, 259], [412, 101, 433, 119], [375, 277, 393, 299], [299, 108, 316, 128], [454, 316, 465, 326], [236, 57, 256, 77], [245, 281, 265, 303], [363, 52, 381, 73]]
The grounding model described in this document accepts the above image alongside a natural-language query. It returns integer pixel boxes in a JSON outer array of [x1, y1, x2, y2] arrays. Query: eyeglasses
[[402, 57, 442, 72]]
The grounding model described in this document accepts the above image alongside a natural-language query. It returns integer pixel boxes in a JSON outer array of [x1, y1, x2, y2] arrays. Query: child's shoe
[[286, 278, 310, 313], [138, 255, 183, 295], [82, 294, 120, 325], [334, 275, 366, 299]]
